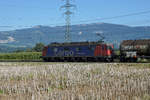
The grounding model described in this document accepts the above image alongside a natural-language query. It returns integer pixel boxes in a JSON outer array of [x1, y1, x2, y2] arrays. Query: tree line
[[15, 43, 45, 53]]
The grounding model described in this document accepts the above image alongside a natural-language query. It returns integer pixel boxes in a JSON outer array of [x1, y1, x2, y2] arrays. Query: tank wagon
[[120, 39, 150, 62], [41, 41, 114, 62]]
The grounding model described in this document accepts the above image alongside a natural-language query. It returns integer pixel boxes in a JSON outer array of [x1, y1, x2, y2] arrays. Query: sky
[[0, 0, 150, 31]]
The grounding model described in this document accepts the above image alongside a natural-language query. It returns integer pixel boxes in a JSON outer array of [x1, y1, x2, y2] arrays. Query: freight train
[[120, 39, 150, 62], [41, 39, 150, 62]]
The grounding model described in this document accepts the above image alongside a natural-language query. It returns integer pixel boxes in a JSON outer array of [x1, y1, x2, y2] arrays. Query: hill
[[0, 23, 150, 52]]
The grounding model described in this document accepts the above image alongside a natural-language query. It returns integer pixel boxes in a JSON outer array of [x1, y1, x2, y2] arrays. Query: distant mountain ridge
[[0, 23, 150, 52]]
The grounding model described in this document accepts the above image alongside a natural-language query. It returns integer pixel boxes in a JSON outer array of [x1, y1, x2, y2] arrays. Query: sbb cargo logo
[[55, 50, 74, 56]]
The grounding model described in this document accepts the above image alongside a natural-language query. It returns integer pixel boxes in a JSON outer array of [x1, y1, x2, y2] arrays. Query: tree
[[33, 43, 45, 52]]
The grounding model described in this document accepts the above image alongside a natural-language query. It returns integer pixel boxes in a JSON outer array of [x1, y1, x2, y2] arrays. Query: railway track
[[0, 59, 149, 63]]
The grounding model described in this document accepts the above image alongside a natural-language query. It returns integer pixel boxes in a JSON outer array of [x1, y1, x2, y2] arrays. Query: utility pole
[[61, 0, 75, 42]]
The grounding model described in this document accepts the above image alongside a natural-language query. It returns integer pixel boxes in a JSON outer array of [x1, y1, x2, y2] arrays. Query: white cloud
[[94, 31, 103, 34], [78, 31, 83, 35], [0, 36, 15, 43]]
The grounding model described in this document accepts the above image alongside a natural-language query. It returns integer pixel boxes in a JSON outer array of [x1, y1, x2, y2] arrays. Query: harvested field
[[0, 62, 150, 100]]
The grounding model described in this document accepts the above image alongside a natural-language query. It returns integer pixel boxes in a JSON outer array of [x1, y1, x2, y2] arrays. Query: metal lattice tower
[[61, 0, 75, 42]]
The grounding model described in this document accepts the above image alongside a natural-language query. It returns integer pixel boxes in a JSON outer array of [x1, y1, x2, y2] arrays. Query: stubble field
[[0, 62, 150, 100]]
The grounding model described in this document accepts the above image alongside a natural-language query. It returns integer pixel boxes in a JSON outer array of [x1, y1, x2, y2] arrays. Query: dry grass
[[0, 62, 149, 100]]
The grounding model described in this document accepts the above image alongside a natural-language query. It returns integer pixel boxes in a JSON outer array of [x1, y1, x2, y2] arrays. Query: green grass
[[0, 89, 4, 94], [0, 52, 42, 61]]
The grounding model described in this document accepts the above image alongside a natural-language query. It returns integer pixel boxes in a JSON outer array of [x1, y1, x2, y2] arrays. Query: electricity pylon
[[61, 0, 76, 42]]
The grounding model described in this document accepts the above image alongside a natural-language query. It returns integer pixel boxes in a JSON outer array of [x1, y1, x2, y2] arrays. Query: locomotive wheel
[[77, 57, 82, 62], [43, 58, 49, 62], [68, 57, 73, 62], [70, 57, 75, 62], [107, 58, 114, 62], [48, 58, 53, 62], [87, 57, 91, 62], [106, 58, 110, 62], [120, 57, 126, 62]]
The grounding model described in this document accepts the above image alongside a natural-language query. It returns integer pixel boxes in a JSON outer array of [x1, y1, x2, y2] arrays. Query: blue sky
[[0, 0, 150, 31]]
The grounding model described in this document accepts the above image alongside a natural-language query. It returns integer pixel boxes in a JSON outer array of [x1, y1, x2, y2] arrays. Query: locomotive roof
[[121, 39, 150, 46], [48, 41, 105, 46]]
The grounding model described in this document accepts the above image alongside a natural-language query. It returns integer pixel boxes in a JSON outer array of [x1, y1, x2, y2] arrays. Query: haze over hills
[[0, 23, 150, 52]]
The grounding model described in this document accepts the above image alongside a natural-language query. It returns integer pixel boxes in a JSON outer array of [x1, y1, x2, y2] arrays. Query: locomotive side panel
[[42, 42, 114, 62], [45, 45, 96, 57]]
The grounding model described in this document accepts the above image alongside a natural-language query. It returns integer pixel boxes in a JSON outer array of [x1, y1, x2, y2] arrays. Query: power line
[[0, 26, 13, 28], [72, 10, 150, 24], [1, 9, 150, 29]]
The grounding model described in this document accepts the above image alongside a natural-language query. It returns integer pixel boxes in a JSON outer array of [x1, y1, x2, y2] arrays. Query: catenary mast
[[61, 0, 75, 42]]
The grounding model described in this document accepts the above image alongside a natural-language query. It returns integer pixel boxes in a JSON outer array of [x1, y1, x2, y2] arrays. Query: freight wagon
[[120, 39, 150, 62], [41, 41, 114, 62]]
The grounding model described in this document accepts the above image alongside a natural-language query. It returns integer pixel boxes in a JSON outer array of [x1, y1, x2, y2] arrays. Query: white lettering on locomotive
[[55, 50, 74, 56]]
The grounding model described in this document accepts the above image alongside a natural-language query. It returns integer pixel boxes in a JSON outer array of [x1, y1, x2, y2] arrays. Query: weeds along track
[[0, 62, 150, 100], [0, 60, 42, 62]]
